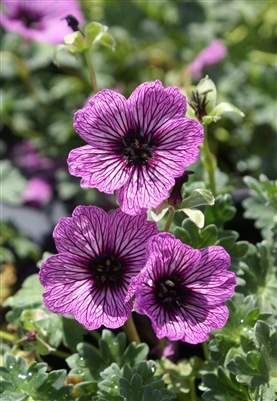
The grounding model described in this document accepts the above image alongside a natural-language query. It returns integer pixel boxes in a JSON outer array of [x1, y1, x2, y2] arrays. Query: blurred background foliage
[[0, 0, 276, 283]]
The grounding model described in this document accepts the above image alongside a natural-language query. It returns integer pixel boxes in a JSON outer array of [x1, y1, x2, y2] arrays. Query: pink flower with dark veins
[[68, 81, 204, 215], [39, 206, 158, 330], [0, 0, 83, 44], [128, 233, 236, 344]]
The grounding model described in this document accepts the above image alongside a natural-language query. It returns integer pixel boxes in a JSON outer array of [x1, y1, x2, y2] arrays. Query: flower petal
[[73, 283, 133, 330], [68, 145, 129, 192], [109, 209, 159, 268], [74, 90, 132, 147], [53, 205, 109, 258], [184, 246, 236, 303], [39, 254, 92, 315], [128, 81, 187, 135]]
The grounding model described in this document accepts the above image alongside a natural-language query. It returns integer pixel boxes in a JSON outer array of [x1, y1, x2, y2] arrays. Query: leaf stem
[[50, 349, 71, 359], [0, 330, 17, 342], [163, 209, 175, 232], [201, 125, 216, 195], [84, 50, 98, 93], [123, 314, 140, 344]]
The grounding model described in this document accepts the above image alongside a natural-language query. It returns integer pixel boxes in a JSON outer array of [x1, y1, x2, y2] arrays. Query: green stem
[[164, 209, 175, 232], [189, 377, 197, 401], [202, 341, 209, 361], [123, 314, 140, 344], [50, 350, 71, 359], [201, 125, 216, 195], [84, 51, 98, 93], [0, 331, 17, 342]]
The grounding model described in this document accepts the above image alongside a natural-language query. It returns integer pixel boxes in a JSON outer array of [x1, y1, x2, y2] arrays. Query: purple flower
[[39, 206, 158, 330], [21, 177, 53, 207], [68, 80, 204, 215], [0, 0, 83, 44], [11, 140, 53, 172], [129, 233, 236, 344], [189, 40, 227, 78]]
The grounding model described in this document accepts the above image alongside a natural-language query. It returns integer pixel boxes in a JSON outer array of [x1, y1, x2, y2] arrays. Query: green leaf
[[53, 44, 78, 66], [209, 294, 269, 365], [242, 175, 277, 239], [237, 240, 277, 314], [99, 330, 127, 366], [181, 208, 205, 228], [85, 21, 105, 48], [174, 226, 191, 245], [254, 321, 277, 379], [3, 274, 44, 310], [0, 354, 74, 400], [67, 343, 106, 381], [227, 321, 276, 392], [227, 352, 267, 387], [156, 356, 205, 396], [64, 31, 86, 52], [202, 115, 222, 125], [204, 194, 236, 228], [228, 241, 249, 259], [120, 341, 149, 367], [179, 189, 215, 209], [202, 366, 249, 400], [97, 32, 116, 51], [210, 102, 245, 118], [174, 219, 219, 249], [62, 316, 87, 350]]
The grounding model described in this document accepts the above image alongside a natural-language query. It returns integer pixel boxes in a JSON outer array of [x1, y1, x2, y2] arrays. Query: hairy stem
[[201, 125, 217, 195], [123, 314, 140, 344], [50, 349, 71, 359], [189, 377, 197, 401], [84, 51, 98, 93], [164, 209, 175, 232]]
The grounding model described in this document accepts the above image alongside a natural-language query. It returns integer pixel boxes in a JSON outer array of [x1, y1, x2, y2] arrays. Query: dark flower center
[[189, 89, 213, 122], [156, 277, 191, 310], [13, 6, 43, 29], [121, 127, 155, 167], [89, 253, 123, 288]]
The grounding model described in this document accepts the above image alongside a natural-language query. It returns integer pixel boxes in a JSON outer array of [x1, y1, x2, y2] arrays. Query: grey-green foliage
[[242, 175, 277, 240], [0, 354, 74, 401], [67, 330, 174, 401]]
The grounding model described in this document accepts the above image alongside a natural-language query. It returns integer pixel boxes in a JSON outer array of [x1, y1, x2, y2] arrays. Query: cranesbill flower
[[130, 233, 236, 344], [189, 40, 227, 78], [0, 0, 83, 44], [39, 206, 158, 330], [68, 80, 204, 215]]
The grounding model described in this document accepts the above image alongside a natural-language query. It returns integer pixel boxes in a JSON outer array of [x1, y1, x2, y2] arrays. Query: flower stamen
[[156, 277, 191, 310], [121, 127, 155, 167], [90, 253, 123, 287]]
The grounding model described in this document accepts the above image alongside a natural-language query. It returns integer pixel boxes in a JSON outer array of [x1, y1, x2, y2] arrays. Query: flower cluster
[[40, 206, 235, 343], [40, 81, 236, 344]]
